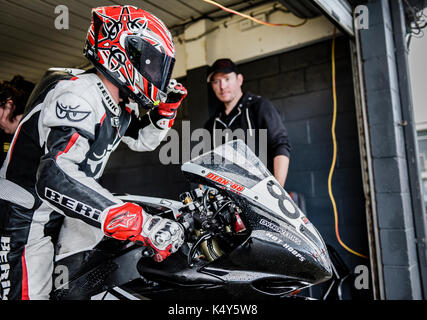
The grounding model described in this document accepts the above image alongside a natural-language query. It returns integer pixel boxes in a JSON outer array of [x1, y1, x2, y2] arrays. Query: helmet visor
[[125, 36, 175, 94]]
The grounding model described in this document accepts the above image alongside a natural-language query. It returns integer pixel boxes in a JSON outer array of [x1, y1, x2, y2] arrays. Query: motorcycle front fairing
[[53, 140, 333, 300], [180, 140, 333, 290]]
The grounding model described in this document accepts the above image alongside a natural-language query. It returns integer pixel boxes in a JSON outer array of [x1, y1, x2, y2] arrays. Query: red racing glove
[[101, 202, 185, 262], [150, 79, 187, 129]]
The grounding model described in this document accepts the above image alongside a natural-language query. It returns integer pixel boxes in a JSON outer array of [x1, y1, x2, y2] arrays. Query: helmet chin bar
[[120, 86, 155, 110], [135, 92, 156, 110]]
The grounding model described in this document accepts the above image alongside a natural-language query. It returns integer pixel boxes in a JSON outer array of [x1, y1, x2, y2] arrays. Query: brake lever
[[141, 246, 155, 258]]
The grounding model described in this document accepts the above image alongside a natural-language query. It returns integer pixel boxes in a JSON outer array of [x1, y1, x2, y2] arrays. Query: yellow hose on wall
[[329, 27, 368, 259], [202, 0, 307, 27]]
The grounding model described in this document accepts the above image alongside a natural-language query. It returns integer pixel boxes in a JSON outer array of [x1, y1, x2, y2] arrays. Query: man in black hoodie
[[204, 58, 291, 186]]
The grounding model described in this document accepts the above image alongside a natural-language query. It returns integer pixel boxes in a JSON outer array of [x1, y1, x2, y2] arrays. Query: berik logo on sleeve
[[44, 187, 101, 221], [56, 102, 91, 122]]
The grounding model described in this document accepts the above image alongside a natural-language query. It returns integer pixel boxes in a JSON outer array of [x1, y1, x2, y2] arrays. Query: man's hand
[[150, 79, 187, 129], [101, 202, 185, 262]]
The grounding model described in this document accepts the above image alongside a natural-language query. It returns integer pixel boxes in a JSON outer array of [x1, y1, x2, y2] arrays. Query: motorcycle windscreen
[[192, 139, 300, 223], [188, 140, 331, 270], [191, 139, 271, 189]]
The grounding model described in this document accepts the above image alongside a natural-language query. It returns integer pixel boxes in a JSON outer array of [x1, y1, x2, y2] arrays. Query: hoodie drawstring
[[246, 108, 253, 137]]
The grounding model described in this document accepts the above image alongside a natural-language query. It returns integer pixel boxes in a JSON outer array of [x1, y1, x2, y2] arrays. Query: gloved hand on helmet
[[150, 79, 187, 129], [101, 202, 185, 262]]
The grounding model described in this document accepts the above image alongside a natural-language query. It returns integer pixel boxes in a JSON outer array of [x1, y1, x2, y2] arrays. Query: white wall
[[171, 2, 335, 79], [408, 9, 427, 131]]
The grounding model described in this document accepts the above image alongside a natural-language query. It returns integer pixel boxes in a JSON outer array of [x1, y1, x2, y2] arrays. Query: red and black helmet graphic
[[84, 5, 175, 108]]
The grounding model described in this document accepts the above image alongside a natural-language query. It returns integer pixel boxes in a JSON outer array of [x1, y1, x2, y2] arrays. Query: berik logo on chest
[[96, 81, 121, 116], [45, 187, 101, 221]]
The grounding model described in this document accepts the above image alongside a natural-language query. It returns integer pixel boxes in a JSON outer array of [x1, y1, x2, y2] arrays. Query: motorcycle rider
[[0, 5, 186, 300]]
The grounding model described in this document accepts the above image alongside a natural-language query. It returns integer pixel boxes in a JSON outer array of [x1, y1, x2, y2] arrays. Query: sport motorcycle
[[52, 139, 333, 300]]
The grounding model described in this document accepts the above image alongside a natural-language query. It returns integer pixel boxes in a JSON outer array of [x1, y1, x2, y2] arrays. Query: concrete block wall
[[360, 0, 423, 299]]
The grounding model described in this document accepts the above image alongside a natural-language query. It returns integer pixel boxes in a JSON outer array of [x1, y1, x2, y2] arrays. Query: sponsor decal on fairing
[[264, 231, 305, 262], [205, 172, 245, 193], [259, 218, 302, 245]]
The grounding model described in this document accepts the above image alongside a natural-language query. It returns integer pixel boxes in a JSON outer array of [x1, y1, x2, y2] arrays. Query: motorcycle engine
[[178, 187, 249, 264]]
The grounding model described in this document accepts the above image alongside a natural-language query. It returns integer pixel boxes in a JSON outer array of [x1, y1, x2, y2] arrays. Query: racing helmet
[[84, 5, 175, 108]]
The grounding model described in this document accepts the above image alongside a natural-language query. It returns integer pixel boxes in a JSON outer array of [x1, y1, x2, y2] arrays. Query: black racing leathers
[[0, 73, 168, 300]]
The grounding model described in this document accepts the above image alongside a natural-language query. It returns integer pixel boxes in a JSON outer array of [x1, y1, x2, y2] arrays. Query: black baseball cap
[[207, 58, 240, 82]]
